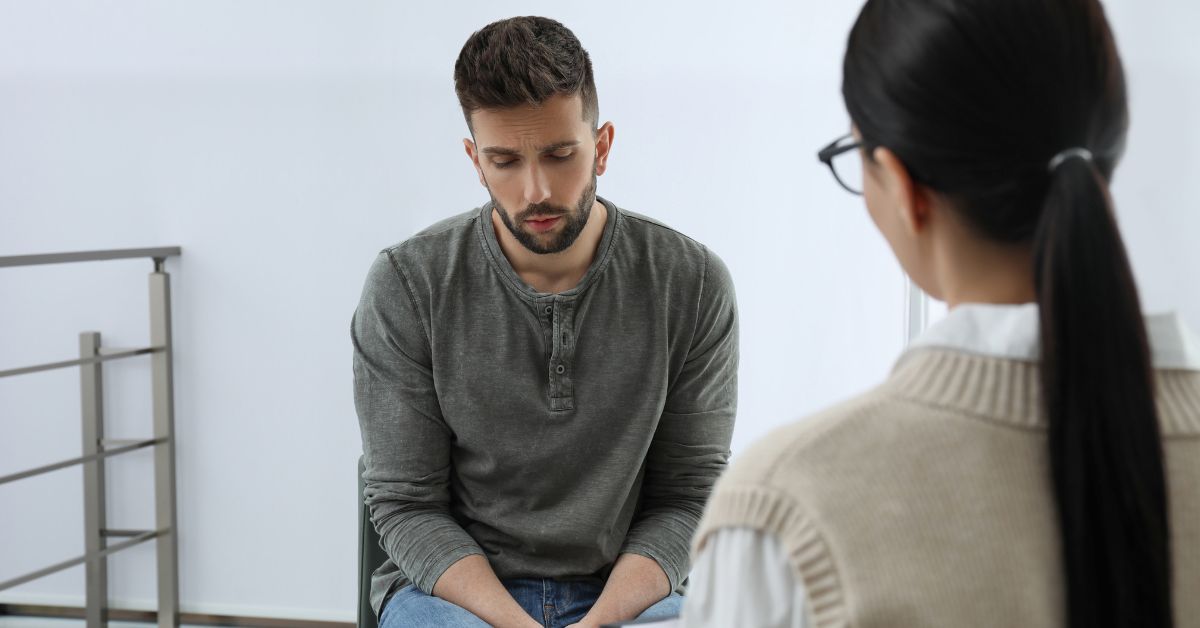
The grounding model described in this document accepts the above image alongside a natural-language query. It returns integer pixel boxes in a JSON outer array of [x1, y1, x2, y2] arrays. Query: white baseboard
[[0, 592, 354, 623]]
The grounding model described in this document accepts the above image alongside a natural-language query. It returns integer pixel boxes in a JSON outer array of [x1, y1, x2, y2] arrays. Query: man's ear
[[594, 122, 615, 176], [873, 146, 932, 236], [463, 138, 486, 187]]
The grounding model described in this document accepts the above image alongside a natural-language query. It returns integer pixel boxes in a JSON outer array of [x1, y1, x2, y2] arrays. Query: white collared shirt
[[680, 304, 1200, 628]]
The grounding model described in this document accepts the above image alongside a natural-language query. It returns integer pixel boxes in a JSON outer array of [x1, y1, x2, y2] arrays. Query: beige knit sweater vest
[[694, 348, 1200, 627]]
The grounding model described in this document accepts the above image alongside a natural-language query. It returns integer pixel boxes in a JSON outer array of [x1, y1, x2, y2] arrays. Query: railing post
[[905, 277, 929, 345], [79, 331, 109, 628], [149, 260, 180, 628]]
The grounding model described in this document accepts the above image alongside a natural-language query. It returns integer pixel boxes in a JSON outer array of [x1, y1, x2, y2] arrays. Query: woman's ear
[[873, 146, 932, 236]]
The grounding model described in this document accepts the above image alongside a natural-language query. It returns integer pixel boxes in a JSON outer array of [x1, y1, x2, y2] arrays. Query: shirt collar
[[906, 303, 1200, 371], [477, 195, 621, 300]]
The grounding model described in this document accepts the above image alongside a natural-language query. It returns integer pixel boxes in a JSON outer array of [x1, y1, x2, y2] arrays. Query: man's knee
[[636, 592, 685, 621], [380, 584, 491, 628]]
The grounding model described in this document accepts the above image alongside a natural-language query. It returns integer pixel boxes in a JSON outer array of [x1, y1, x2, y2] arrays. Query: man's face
[[465, 94, 612, 255]]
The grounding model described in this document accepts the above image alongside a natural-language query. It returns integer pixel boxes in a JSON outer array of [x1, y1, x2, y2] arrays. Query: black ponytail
[[1035, 156, 1170, 627], [843, 0, 1173, 625]]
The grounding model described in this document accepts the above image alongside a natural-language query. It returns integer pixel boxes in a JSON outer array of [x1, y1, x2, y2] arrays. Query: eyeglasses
[[817, 133, 865, 196]]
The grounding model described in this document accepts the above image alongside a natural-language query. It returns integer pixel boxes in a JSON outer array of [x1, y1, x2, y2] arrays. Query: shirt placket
[[542, 297, 576, 412]]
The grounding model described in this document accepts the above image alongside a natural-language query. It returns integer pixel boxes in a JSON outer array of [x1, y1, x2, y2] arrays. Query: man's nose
[[522, 164, 552, 206]]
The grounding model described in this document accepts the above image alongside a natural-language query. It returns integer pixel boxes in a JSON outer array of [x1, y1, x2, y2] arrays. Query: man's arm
[[570, 553, 671, 627], [353, 251, 535, 627], [433, 556, 541, 628], [584, 249, 740, 624]]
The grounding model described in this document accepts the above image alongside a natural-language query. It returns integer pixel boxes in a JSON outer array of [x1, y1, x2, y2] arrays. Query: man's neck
[[492, 200, 607, 294]]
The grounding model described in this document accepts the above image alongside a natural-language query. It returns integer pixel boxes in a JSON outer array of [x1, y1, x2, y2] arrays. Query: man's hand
[[432, 555, 542, 628], [574, 553, 671, 627]]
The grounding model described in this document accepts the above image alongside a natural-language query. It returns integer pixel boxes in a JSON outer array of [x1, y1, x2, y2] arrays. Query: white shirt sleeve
[[679, 527, 812, 628]]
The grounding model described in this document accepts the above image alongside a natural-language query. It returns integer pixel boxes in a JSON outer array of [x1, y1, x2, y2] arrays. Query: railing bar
[[0, 347, 162, 379], [0, 247, 181, 269], [0, 530, 161, 592], [102, 529, 151, 538], [0, 438, 166, 486], [101, 438, 152, 448], [98, 347, 152, 356]]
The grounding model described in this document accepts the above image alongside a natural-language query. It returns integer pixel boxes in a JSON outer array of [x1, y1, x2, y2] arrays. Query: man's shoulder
[[383, 207, 481, 262], [612, 203, 727, 281], [362, 206, 484, 302], [617, 206, 707, 255], [370, 207, 486, 286]]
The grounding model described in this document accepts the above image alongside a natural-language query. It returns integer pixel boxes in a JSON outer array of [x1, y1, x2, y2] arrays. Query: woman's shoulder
[[718, 383, 902, 491]]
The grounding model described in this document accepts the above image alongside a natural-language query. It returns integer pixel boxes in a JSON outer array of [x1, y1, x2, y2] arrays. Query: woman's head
[[843, 0, 1127, 301], [837, 1, 1172, 626]]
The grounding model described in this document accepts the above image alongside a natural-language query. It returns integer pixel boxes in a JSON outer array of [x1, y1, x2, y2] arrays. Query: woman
[[681, 0, 1199, 626]]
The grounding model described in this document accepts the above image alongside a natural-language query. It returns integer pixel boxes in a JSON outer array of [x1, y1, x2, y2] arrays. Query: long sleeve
[[621, 248, 739, 591], [681, 528, 811, 628], [352, 251, 484, 594]]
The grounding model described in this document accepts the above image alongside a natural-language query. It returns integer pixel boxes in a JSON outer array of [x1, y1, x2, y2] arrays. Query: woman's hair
[[842, 1, 1172, 626]]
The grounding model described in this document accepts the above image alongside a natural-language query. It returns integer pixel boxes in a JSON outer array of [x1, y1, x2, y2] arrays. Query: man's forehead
[[470, 94, 589, 152]]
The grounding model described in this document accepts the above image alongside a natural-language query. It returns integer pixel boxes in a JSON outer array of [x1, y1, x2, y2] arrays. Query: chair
[[358, 456, 388, 628]]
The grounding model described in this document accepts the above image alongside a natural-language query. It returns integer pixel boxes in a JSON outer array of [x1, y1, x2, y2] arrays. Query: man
[[353, 16, 738, 628]]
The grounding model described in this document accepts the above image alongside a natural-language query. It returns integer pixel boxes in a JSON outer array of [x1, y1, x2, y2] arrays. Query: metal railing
[[0, 247, 182, 628]]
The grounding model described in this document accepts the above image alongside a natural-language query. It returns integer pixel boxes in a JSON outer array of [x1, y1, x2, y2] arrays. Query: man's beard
[[493, 168, 598, 255]]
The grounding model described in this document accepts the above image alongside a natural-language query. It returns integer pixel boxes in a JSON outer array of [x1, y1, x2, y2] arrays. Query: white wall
[[0, 1, 1195, 622]]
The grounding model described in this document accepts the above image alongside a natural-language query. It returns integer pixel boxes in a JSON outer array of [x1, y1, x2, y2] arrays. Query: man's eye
[[548, 151, 573, 161], [492, 159, 517, 169]]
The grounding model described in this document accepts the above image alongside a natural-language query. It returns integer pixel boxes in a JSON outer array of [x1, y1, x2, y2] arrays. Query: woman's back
[[691, 306, 1200, 627]]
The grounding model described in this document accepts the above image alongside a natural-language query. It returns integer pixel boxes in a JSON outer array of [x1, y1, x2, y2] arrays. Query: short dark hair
[[453, 16, 599, 132]]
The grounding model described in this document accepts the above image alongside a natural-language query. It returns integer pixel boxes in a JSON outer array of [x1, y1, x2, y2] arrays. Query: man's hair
[[454, 16, 598, 132]]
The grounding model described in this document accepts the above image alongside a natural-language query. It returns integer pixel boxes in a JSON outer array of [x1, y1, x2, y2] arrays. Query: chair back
[[358, 455, 388, 628]]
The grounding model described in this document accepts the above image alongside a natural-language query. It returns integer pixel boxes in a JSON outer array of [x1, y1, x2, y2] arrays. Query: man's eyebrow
[[538, 140, 581, 153], [480, 140, 581, 156], [481, 146, 520, 156]]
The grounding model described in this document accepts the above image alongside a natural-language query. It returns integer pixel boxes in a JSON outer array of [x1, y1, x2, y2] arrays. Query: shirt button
[[543, 305, 552, 315], [555, 364, 566, 374]]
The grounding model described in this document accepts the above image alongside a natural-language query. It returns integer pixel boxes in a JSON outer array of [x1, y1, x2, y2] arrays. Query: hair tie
[[1048, 147, 1094, 172]]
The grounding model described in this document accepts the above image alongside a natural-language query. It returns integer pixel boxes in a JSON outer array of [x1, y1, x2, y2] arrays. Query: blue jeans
[[380, 578, 683, 628]]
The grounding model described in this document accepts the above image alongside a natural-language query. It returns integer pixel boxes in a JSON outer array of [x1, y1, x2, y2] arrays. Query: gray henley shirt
[[352, 197, 738, 616]]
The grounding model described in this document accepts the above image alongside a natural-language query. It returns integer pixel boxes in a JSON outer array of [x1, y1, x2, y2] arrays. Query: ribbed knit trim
[[1159, 369, 1200, 434], [888, 348, 1200, 436], [694, 486, 849, 628]]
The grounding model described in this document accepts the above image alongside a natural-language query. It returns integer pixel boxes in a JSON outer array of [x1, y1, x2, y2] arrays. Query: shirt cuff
[[409, 543, 487, 595], [621, 540, 687, 594]]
